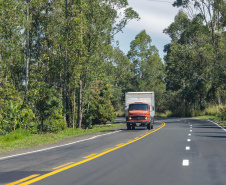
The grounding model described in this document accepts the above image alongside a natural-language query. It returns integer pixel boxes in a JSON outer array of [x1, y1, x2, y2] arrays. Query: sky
[[114, 0, 181, 61]]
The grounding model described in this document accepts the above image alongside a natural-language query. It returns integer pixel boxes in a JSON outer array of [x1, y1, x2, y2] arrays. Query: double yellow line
[[9, 122, 165, 185]]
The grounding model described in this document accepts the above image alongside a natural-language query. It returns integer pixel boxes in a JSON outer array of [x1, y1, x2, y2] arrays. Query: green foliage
[[156, 110, 172, 118], [127, 30, 166, 112], [83, 79, 116, 127], [42, 118, 66, 133], [0, 81, 23, 135], [1, 129, 30, 143], [34, 85, 66, 132], [201, 105, 226, 120], [0, 0, 140, 134], [163, 7, 226, 116]]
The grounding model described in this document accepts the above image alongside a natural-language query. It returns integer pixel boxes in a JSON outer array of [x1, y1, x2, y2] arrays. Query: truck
[[125, 92, 155, 130]]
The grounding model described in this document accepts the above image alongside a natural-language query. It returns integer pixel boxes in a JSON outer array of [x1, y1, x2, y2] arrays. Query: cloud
[[113, 0, 179, 60], [126, 0, 179, 37]]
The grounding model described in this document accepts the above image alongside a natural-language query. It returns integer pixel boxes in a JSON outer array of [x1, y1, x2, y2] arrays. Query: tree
[[127, 30, 165, 112], [0, 0, 140, 134], [172, 0, 226, 104], [163, 7, 226, 116], [74, 0, 139, 128]]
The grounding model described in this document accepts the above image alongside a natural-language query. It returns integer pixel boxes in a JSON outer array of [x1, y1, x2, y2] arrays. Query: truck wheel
[[132, 125, 135, 130], [147, 123, 151, 130], [127, 123, 131, 130]]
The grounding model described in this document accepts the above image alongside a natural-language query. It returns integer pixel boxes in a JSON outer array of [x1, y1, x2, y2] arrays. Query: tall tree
[[172, 0, 226, 104], [127, 30, 165, 112], [163, 7, 225, 116]]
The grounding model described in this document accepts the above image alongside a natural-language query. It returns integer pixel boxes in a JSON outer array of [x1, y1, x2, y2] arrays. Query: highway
[[1, 118, 226, 185]]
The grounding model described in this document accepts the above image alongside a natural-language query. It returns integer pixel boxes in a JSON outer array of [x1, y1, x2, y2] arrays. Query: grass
[[0, 123, 124, 154]]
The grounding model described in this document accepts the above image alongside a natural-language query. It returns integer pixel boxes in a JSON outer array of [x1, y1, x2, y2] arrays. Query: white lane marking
[[210, 121, 226, 132], [0, 130, 122, 161], [182, 159, 189, 166], [187, 139, 191, 142], [188, 134, 191, 136], [190, 130, 192, 132], [186, 146, 190, 150]]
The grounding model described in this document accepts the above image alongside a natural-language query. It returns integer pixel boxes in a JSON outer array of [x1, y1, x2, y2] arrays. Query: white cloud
[[126, 0, 179, 37], [113, 0, 180, 60]]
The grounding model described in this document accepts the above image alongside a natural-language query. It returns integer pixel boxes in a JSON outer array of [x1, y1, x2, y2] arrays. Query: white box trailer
[[125, 92, 155, 130]]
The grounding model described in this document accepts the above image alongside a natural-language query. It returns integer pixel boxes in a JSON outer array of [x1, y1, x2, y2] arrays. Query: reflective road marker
[[182, 159, 189, 166]]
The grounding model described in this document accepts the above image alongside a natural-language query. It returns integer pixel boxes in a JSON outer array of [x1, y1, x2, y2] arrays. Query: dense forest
[[0, 0, 225, 135]]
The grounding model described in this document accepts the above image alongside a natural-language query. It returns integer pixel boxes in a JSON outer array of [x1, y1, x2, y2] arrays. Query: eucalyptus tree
[[0, 0, 25, 133], [172, 0, 226, 105], [0, 0, 140, 132], [127, 30, 165, 112], [164, 7, 225, 116], [0, 0, 24, 89], [73, 0, 139, 128]]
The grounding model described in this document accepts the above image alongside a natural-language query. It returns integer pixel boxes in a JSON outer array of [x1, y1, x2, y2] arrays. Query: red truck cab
[[126, 102, 153, 130]]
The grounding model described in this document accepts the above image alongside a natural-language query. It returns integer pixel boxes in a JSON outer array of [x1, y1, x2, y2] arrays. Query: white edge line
[[0, 130, 122, 161], [210, 121, 226, 132]]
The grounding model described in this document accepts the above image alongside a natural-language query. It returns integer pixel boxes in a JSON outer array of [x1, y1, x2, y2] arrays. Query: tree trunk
[[72, 78, 76, 129], [77, 0, 83, 129], [25, 0, 30, 100], [67, 82, 71, 127], [63, 0, 68, 122], [77, 78, 83, 128], [217, 92, 222, 105], [63, 50, 67, 122]]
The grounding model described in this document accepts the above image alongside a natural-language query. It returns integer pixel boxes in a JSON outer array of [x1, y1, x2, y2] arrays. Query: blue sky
[[114, 0, 180, 61]]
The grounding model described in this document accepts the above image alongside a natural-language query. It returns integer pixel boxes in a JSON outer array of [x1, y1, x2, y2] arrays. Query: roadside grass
[[0, 123, 124, 154], [194, 115, 226, 129]]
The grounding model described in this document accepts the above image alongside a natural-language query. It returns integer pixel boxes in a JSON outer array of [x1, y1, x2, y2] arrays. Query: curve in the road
[[17, 122, 165, 185]]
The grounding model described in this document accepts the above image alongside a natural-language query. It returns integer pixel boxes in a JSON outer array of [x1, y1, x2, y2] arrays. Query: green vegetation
[[0, 0, 225, 142], [193, 105, 226, 128], [0, 0, 140, 135], [162, 0, 226, 117], [0, 123, 124, 153]]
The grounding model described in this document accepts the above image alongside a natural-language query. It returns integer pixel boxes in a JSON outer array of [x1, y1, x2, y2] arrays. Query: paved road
[[1, 118, 226, 185]]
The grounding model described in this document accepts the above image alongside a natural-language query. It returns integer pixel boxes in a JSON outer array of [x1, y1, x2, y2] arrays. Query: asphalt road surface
[[1, 118, 226, 185]]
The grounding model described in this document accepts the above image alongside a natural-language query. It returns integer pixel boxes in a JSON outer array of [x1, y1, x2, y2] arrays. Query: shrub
[[156, 110, 172, 118], [203, 106, 221, 116], [42, 118, 67, 133], [200, 105, 226, 120], [21, 108, 35, 129]]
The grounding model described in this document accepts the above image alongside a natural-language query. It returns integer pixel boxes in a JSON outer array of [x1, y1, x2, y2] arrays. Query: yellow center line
[[7, 174, 40, 185], [19, 122, 165, 185], [116, 143, 124, 147], [83, 153, 97, 159], [102, 148, 112, 151], [52, 162, 74, 170]]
